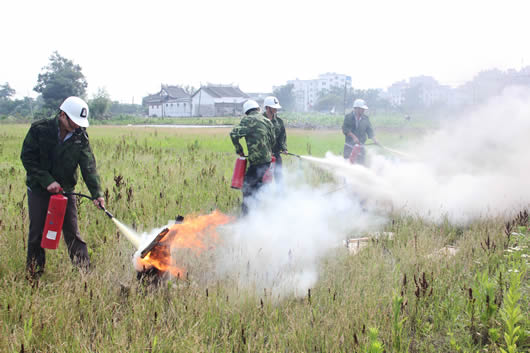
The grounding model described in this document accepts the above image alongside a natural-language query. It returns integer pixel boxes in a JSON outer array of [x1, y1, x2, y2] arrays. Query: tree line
[[0, 52, 144, 121], [4, 51, 530, 122]]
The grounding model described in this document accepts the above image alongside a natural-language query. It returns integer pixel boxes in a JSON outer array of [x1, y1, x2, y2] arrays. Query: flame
[[137, 210, 232, 277]]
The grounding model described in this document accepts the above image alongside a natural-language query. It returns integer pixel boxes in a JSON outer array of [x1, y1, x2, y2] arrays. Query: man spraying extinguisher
[[342, 99, 380, 165], [20, 96, 105, 278], [230, 99, 275, 215]]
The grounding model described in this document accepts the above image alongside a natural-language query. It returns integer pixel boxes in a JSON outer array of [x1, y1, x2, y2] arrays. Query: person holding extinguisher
[[342, 99, 380, 165], [20, 96, 105, 278], [230, 99, 275, 215], [263, 96, 288, 182]]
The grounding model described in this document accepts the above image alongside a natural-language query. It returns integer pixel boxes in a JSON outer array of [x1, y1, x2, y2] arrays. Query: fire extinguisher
[[348, 144, 363, 164], [262, 156, 276, 183], [231, 156, 247, 189], [41, 193, 68, 249]]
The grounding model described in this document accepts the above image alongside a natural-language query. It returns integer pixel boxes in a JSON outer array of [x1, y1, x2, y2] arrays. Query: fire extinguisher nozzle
[[103, 209, 114, 219]]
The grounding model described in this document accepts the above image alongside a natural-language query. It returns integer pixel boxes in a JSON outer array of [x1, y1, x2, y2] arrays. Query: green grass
[[0, 124, 528, 352], [6, 111, 437, 131]]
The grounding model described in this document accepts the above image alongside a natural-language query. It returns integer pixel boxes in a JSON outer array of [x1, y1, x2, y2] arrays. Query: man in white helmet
[[230, 100, 275, 215], [342, 98, 380, 164], [21, 96, 105, 278], [263, 96, 288, 182]]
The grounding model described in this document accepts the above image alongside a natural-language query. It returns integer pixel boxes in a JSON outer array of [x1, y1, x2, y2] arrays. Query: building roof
[[143, 93, 161, 104], [193, 85, 249, 99], [163, 85, 190, 99], [143, 85, 191, 105]]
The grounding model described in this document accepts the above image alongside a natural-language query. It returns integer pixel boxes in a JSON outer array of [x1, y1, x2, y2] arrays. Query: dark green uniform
[[269, 114, 287, 156], [230, 111, 275, 167], [230, 111, 275, 214], [342, 112, 374, 163], [20, 116, 103, 275], [264, 113, 287, 181]]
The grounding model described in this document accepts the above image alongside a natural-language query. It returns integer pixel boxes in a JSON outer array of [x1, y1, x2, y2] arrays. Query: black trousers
[[241, 162, 270, 215], [26, 189, 89, 274]]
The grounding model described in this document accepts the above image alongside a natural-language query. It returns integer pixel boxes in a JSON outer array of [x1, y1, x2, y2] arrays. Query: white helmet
[[60, 96, 89, 127], [263, 96, 282, 109], [353, 98, 368, 110], [243, 99, 260, 114]]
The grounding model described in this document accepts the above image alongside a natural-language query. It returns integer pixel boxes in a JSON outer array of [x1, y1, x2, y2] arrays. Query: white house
[[143, 85, 192, 117], [191, 85, 249, 116]]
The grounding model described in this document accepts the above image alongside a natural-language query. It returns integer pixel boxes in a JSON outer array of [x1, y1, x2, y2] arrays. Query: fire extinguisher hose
[[281, 151, 301, 158], [62, 192, 114, 219]]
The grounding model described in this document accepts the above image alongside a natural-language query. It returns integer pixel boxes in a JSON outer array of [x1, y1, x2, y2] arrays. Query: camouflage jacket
[[20, 116, 103, 198], [342, 112, 374, 144], [230, 112, 275, 166], [263, 113, 287, 156]]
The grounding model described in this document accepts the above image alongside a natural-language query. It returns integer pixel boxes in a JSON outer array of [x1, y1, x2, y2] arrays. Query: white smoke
[[307, 86, 530, 224], [215, 177, 385, 298]]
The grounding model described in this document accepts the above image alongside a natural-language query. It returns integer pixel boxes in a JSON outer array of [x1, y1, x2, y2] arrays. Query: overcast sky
[[2, 0, 529, 103]]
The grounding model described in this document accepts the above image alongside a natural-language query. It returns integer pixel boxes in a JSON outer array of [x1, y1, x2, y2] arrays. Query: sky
[[2, 0, 529, 103]]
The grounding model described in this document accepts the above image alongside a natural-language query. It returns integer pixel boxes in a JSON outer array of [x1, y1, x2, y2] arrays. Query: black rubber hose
[[62, 192, 114, 219]]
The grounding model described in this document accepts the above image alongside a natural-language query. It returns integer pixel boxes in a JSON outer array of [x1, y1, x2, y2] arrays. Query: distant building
[[191, 85, 249, 116], [143, 85, 191, 117], [382, 76, 450, 108], [409, 76, 450, 106], [246, 92, 271, 108], [285, 73, 352, 112], [384, 80, 408, 107]]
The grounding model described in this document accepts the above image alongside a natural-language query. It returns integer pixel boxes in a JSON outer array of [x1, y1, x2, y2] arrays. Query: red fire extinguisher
[[231, 156, 247, 189], [41, 193, 68, 249], [348, 144, 363, 164], [262, 156, 276, 183]]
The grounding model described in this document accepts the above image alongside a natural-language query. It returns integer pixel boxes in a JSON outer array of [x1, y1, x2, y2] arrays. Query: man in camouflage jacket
[[20, 97, 104, 277], [263, 96, 287, 182], [342, 99, 379, 164], [230, 100, 275, 215]]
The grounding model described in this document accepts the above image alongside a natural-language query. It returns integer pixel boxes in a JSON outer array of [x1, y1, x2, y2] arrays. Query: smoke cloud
[[307, 86, 530, 224], [214, 178, 384, 298]]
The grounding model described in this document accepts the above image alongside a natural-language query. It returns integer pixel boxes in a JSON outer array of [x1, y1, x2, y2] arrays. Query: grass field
[[23, 111, 438, 130], [0, 123, 528, 352]]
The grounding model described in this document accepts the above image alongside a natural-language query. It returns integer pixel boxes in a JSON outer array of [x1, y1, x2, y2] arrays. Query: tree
[[314, 87, 344, 113], [314, 86, 355, 113], [0, 96, 41, 118], [89, 88, 112, 120], [110, 102, 145, 116], [272, 84, 295, 111], [353, 88, 391, 113], [0, 82, 16, 99], [34, 51, 88, 110]]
